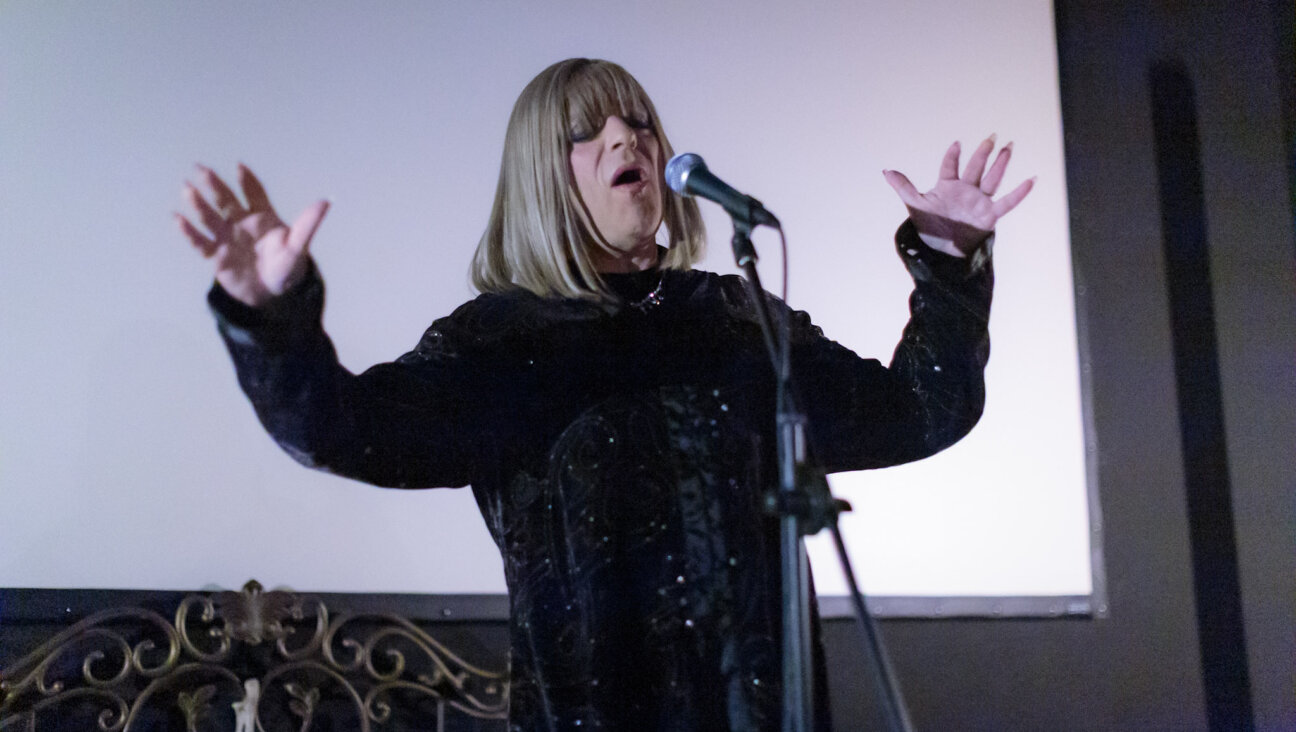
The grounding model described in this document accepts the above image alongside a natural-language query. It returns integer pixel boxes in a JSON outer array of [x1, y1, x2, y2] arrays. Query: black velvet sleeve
[[208, 262, 483, 489], [790, 219, 994, 473]]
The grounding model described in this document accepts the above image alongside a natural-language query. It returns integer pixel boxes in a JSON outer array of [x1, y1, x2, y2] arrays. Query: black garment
[[209, 221, 992, 731]]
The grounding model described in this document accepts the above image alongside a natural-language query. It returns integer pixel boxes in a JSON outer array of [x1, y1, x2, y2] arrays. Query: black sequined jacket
[[208, 220, 993, 731]]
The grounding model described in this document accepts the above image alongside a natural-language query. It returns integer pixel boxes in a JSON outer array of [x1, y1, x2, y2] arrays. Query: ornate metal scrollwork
[[0, 581, 508, 731]]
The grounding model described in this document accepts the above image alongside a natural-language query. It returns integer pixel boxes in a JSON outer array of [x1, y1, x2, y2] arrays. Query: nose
[[604, 116, 638, 150]]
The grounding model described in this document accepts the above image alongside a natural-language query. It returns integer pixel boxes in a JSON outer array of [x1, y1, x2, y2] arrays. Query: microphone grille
[[665, 153, 705, 195]]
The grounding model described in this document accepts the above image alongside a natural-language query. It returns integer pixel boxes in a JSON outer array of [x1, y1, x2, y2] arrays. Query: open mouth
[[612, 166, 645, 187]]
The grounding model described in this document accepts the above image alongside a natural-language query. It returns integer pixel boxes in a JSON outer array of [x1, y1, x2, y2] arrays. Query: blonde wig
[[471, 58, 705, 301]]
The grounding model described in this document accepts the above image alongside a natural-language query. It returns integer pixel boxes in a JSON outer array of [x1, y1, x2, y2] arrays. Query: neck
[[592, 239, 660, 273]]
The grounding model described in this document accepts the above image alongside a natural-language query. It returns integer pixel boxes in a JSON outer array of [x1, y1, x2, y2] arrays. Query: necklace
[[626, 272, 666, 311]]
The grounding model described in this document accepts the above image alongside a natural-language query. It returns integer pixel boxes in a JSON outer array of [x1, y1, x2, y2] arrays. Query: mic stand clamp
[[764, 471, 853, 537]]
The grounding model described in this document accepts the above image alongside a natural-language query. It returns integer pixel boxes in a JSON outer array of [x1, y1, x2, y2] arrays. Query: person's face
[[569, 114, 663, 270]]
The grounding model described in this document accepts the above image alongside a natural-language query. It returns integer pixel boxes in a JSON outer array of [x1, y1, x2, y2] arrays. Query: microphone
[[665, 153, 780, 228]]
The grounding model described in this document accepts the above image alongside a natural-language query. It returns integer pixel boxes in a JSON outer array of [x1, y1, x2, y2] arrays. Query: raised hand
[[883, 136, 1034, 258], [177, 164, 329, 307]]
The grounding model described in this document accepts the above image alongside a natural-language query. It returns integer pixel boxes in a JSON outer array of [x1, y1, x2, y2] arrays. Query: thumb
[[882, 169, 925, 210], [286, 200, 330, 254]]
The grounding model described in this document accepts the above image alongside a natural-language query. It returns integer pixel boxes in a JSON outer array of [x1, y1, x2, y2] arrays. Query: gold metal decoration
[[0, 581, 508, 731]]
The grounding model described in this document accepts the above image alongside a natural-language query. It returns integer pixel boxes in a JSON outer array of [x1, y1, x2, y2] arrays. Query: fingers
[[938, 141, 960, 180], [991, 176, 1036, 219], [185, 162, 282, 238], [960, 135, 996, 186], [184, 181, 232, 239], [238, 163, 278, 217], [197, 164, 246, 219], [286, 200, 330, 254], [180, 165, 324, 273], [175, 213, 218, 256], [882, 169, 925, 210], [981, 142, 1012, 195]]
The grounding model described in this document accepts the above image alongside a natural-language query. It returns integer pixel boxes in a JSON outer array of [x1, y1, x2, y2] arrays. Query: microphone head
[[665, 152, 705, 195]]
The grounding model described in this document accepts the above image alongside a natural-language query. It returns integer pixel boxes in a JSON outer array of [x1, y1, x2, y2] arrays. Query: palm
[[178, 164, 329, 307], [884, 137, 1034, 256], [211, 215, 300, 303]]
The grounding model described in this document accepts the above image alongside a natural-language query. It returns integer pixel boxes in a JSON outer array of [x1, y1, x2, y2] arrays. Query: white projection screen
[[0, 2, 1095, 616]]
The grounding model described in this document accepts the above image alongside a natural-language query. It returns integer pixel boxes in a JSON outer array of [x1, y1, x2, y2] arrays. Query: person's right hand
[[177, 164, 329, 307]]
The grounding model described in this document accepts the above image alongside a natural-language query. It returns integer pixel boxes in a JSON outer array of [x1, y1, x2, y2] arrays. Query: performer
[[177, 58, 1031, 731]]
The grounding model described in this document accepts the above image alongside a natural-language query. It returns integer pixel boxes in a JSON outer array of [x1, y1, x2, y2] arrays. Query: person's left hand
[[883, 136, 1034, 258]]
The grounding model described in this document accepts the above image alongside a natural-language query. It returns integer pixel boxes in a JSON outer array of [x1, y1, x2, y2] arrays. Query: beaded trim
[[626, 273, 666, 311]]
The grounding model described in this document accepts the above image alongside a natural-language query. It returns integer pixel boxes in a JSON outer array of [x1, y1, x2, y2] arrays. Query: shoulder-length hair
[[471, 58, 705, 301]]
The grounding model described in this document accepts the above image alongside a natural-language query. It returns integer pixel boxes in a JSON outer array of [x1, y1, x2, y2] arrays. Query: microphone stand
[[727, 216, 914, 732]]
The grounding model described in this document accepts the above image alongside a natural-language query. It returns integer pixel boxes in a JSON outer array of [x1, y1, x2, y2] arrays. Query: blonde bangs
[[472, 59, 706, 302], [564, 63, 654, 142]]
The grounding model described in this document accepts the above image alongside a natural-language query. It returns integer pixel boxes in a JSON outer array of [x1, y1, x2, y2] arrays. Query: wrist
[[915, 231, 966, 259], [896, 219, 994, 281]]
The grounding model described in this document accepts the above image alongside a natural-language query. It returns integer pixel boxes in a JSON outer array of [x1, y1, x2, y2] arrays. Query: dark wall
[[824, 2, 1296, 730]]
